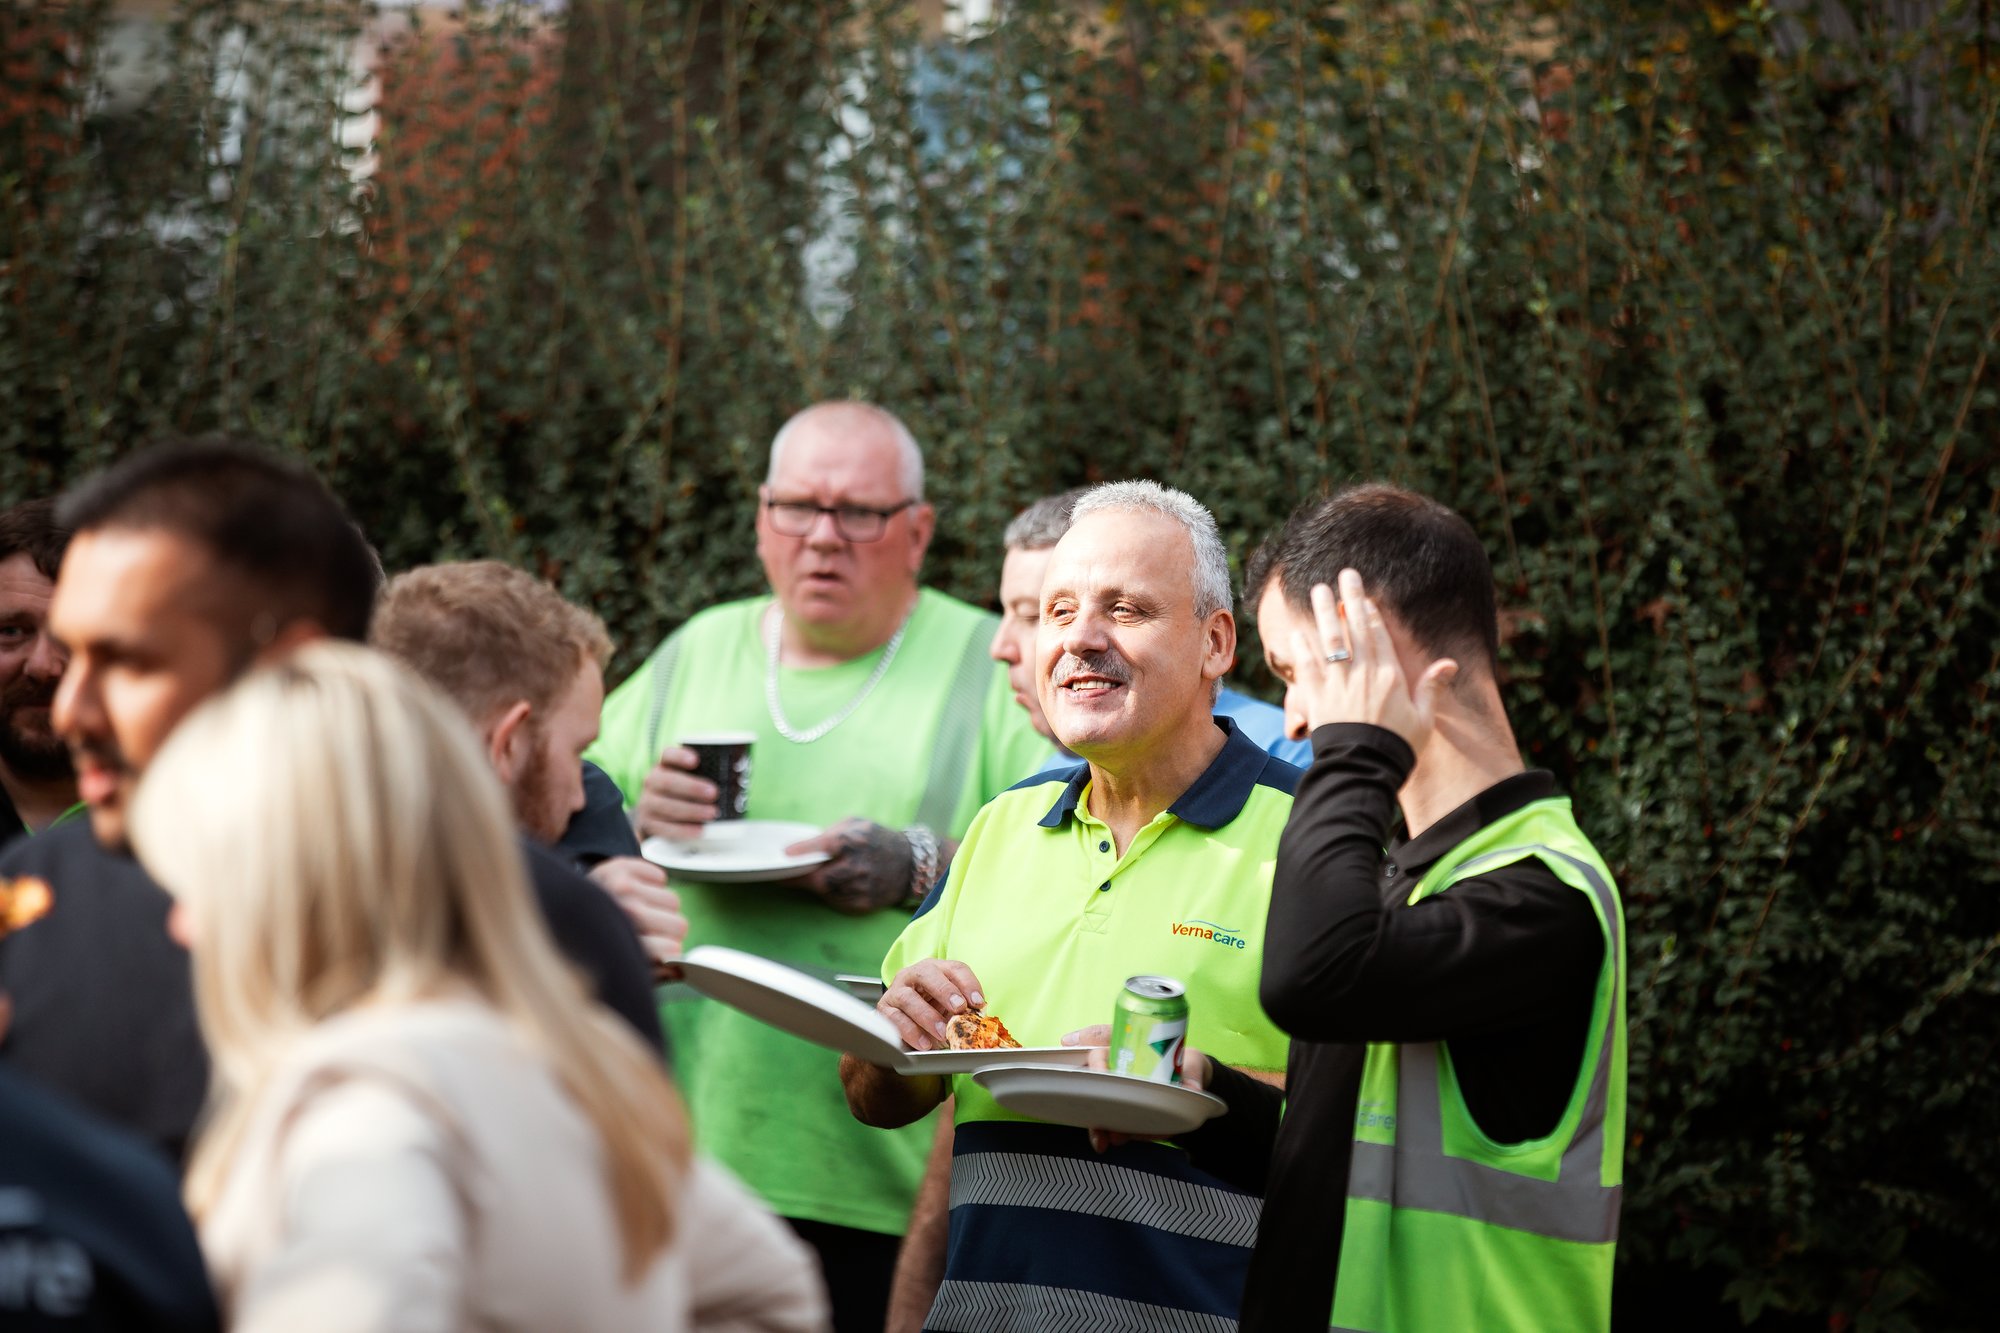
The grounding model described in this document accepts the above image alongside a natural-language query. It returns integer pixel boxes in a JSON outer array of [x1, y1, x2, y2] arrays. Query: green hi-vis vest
[[1333, 797, 1626, 1333]]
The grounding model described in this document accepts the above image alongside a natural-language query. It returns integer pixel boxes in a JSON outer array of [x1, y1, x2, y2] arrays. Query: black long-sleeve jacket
[[1183, 723, 1605, 1332]]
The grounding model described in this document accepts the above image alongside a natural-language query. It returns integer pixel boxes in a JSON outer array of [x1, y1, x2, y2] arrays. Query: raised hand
[[1287, 568, 1459, 756]]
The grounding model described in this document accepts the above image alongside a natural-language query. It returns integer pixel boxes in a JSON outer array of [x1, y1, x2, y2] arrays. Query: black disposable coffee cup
[[681, 731, 754, 820]]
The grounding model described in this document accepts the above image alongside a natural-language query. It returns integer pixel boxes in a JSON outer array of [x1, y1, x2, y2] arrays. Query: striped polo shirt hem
[[886, 719, 1299, 1331], [929, 1281, 1240, 1333], [932, 1122, 1258, 1331]]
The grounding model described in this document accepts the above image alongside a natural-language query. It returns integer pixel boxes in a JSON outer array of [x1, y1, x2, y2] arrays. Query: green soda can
[[1110, 975, 1189, 1084]]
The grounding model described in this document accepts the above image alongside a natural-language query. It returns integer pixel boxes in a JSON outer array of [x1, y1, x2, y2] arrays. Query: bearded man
[[0, 500, 81, 848]]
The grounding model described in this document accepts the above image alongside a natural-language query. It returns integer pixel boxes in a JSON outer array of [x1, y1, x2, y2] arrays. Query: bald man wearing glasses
[[588, 401, 1046, 1332]]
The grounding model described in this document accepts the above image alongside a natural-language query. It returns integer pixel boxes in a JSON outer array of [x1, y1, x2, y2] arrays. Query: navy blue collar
[[1036, 716, 1276, 832]]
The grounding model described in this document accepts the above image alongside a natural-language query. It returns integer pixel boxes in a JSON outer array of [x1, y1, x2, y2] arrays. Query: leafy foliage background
[[4, 0, 1998, 1326]]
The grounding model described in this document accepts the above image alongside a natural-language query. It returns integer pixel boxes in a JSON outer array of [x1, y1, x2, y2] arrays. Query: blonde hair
[[128, 643, 688, 1281], [370, 560, 613, 725]]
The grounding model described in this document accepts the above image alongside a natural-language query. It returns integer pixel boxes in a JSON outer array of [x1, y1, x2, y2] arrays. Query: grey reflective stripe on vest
[[1357, 843, 1623, 1245], [928, 1280, 1240, 1333], [641, 631, 686, 760], [949, 1150, 1262, 1247], [1347, 1137, 1622, 1245], [912, 612, 1000, 834]]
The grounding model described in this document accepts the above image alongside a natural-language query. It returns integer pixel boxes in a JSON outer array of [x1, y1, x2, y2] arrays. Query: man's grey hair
[[1003, 487, 1088, 552], [766, 401, 925, 501], [1068, 480, 1233, 620]]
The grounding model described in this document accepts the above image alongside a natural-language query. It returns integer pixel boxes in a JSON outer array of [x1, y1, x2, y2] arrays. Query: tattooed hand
[[785, 818, 916, 915]]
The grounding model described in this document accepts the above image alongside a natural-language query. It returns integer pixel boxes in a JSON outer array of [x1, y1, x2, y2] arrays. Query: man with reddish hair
[[372, 560, 688, 974]]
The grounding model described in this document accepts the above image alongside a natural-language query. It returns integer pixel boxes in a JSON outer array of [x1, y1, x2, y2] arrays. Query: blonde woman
[[129, 643, 827, 1333]]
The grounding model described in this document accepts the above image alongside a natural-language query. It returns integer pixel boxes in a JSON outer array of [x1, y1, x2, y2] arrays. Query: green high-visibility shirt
[[885, 725, 1298, 1120], [879, 720, 1297, 1328], [588, 589, 1048, 1234]]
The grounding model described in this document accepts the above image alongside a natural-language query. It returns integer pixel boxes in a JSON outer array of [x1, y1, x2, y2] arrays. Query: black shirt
[[0, 1065, 219, 1331], [0, 821, 663, 1162], [519, 840, 665, 1052], [1, 786, 17, 852], [1182, 723, 1605, 1332], [556, 760, 644, 868], [0, 781, 27, 855], [0, 781, 80, 855]]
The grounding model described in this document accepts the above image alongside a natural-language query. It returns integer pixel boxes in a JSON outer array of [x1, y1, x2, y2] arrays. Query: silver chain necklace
[[764, 602, 912, 744]]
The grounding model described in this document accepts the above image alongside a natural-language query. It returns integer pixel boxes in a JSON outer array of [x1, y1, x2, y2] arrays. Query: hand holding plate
[[1061, 1023, 1213, 1153], [787, 818, 915, 916]]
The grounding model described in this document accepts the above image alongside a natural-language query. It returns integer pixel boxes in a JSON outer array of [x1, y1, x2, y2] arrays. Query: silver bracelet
[[904, 824, 941, 905]]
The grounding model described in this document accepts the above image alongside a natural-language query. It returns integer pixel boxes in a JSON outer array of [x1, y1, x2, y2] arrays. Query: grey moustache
[[1052, 653, 1132, 687]]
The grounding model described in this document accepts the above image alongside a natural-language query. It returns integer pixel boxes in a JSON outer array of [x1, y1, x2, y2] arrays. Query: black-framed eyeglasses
[[763, 496, 917, 542]]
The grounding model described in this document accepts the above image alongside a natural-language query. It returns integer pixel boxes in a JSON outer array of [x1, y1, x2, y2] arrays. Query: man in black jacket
[[1179, 484, 1625, 1332], [0, 440, 662, 1161]]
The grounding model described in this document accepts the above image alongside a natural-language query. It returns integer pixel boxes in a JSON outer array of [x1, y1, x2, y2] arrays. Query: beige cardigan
[[198, 999, 828, 1333]]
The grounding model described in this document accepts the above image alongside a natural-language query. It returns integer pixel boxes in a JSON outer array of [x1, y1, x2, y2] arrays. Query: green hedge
[[4, 0, 1997, 1325]]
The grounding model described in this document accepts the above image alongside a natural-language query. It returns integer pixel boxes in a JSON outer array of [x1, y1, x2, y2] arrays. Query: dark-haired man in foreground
[[1179, 483, 1626, 1332], [0, 441, 661, 1159], [0, 499, 82, 849]]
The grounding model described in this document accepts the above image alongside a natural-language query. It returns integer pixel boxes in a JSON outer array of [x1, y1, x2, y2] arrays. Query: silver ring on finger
[[1324, 648, 1353, 665]]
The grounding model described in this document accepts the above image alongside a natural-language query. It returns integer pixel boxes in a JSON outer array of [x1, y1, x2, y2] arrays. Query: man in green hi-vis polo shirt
[[0, 499, 82, 853], [1178, 484, 1626, 1333], [842, 481, 1296, 1333], [587, 402, 1047, 1332]]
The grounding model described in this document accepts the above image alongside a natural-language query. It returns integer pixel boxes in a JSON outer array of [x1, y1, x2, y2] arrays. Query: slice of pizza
[[944, 1011, 1021, 1052], [0, 875, 53, 939]]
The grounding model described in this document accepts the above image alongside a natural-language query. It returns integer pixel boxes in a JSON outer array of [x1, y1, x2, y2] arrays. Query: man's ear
[[906, 502, 937, 574], [486, 700, 535, 784], [1202, 609, 1238, 684], [1377, 606, 1470, 701]]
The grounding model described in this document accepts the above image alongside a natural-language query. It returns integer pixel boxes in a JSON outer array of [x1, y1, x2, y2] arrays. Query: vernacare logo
[[1170, 919, 1249, 950]]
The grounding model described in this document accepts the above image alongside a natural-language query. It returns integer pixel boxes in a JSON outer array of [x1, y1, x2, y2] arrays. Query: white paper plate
[[971, 1063, 1228, 1138], [674, 946, 1095, 1076], [676, 945, 906, 1067], [641, 821, 830, 884], [898, 1046, 1094, 1075]]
